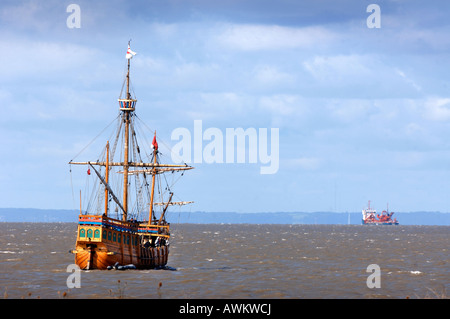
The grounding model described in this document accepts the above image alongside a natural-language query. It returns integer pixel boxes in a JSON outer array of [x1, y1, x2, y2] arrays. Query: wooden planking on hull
[[137, 245, 169, 269], [74, 241, 169, 270]]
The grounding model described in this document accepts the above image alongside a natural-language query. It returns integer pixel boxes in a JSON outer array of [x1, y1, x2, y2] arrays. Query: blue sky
[[1, 0, 450, 214]]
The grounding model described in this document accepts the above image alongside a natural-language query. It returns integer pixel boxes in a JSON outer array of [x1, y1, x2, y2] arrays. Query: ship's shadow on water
[[103, 265, 178, 271], [163, 266, 177, 271]]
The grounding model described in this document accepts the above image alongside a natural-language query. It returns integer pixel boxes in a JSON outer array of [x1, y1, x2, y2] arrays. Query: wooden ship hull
[[72, 215, 170, 270]]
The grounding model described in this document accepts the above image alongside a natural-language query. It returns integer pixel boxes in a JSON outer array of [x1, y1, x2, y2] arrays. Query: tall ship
[[362, 201, 399, 225], [69, 43, 193, 270]]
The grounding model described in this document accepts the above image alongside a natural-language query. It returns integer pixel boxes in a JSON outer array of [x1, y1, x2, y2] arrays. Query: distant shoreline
[[0, 208, 449, 226]]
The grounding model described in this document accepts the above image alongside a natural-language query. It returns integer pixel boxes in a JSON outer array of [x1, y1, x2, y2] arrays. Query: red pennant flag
[[152, 134, 158, 151], [87, 169, 91, 175]]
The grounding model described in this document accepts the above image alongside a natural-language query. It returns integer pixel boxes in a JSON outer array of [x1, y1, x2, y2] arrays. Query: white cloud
[[216, 23, 337, 51], [392, 151, 426, 169], [182, 92, 252, 121], [0, 38, 103, 81], [174, 62, 220, 81], [0, 1, 57, 32], [259, 95, 301, 116], [253, 65, 295, 86], [149, 22, 179, 38], [301, 54, 429, 99], [327, 99, 372, 123], [286, 157, 322, 171], [424, 97, 450, 121], [395, 68, 422, 92], [303, 54, 372, 82]]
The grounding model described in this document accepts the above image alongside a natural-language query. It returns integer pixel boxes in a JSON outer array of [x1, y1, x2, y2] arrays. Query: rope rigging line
[[69, 104, 192, 220], [118, 64, 128, 99], [70, 114, 121, 162], [134, 114, 189, 165], [69, 166, 76, 210]]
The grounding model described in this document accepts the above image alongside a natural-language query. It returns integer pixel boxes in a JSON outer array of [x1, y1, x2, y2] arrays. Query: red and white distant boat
[[362, 201, 399, 225]]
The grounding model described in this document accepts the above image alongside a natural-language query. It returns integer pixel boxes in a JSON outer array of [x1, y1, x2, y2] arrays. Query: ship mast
[[122, 57, 131, 221], [104, 141, 109, 216], [149, 138, 157, 224], [120, 42, 137, 221]]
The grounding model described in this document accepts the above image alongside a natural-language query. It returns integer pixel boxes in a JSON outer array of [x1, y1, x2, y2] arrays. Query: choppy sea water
[[0, 223, 448, 299]]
